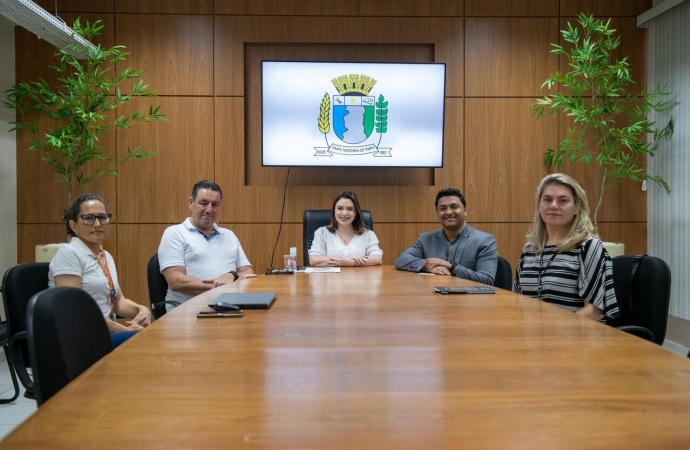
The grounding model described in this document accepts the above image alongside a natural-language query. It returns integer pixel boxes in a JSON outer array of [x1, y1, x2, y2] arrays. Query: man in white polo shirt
[[158, 180, 256, 305]]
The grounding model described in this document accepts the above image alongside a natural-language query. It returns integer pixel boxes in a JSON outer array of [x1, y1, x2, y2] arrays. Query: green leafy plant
[[530, 13, 673, 233], [4, 18, 165, 205]]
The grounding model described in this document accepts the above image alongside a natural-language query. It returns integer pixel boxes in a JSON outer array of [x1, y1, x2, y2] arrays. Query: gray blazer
[[394, 224, 498, 285]]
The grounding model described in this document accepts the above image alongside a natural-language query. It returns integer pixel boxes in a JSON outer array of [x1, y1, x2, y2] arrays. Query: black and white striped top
[[513, 237, 619, 320]]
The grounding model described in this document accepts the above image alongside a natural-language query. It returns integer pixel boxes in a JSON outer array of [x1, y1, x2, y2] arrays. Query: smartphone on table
[[197, 310, 244, 318]]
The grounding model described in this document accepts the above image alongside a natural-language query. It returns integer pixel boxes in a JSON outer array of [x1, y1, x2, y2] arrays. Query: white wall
[[0, 16, 17, 301], [645, 0, 690, 354]]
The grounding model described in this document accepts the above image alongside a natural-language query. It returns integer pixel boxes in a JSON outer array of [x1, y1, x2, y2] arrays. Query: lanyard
[[92, 248, 117, 311], [537, 250, 557, 299]]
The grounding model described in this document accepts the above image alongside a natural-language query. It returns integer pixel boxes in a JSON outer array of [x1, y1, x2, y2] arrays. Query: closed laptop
[[209, 292, 277, 309]]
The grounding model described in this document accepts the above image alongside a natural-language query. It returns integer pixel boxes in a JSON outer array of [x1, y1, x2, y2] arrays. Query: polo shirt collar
[[69, 236, 101, 256], [184, 217, 222, 238]]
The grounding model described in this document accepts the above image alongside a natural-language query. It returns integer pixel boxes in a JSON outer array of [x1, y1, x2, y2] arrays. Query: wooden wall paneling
[[465, 0, 559, 17], [115, 0, 213, 14], [34, 0, 114, 13], [213, 0, 464, 16], [465, 18, 560, 97], [434, 21, 464, 96], [465, 98, 556, 223], [560, 0, 652, 17], [214, 17, 464, 97], [115, 14, 213, 96], [597, 223, 647, 255], [228, 224, 303, 276], [242, 42, 436, 188], [115, 224, 170, 309], [479, 223, 532, 273], [214, 97, 245, 198], [361, 186, 441, 224], [116, 97, 214, 223], [374, 223, 449, 265], [16, 121, 116, 224], [436, 98, 464, 190], [17, 224, 116, 264]]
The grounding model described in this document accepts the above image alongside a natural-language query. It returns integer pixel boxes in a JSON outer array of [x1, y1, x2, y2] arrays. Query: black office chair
[[303, 209, 373, 267], [26, 286, 113, 406], [147, 254, 180, 320], [1, 262, 50, 399], [493, 256, 512, 290], [608, 255, 671, 345], [0, 315, 20, 403]]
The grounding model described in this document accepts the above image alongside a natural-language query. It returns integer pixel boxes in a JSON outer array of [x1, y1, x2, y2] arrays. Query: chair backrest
[[1, 263, 50, 367], [26, 286, 113, 406], [147, 254, 170, 319], [493, 256, 513, 290], [610, 255, 671, 345], [302, 209, 373, 266]]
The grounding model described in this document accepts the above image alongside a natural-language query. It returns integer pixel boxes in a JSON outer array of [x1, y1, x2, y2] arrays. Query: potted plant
[[530, 13, 673, 247], [4, 18, 164, 206]]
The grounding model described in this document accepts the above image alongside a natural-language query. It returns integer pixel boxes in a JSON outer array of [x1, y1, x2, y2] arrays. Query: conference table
[[2, 266, 690, 449]]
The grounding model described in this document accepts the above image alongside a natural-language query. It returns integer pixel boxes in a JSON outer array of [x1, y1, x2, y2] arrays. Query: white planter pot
[[35, 244, 63, 262], [603, 242, 625, 258]]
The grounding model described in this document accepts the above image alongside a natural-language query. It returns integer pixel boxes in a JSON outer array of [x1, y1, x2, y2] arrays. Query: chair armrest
[[617, 325, 655, 343], [152, 301, 181, 320], [8, 331, 34, 391]]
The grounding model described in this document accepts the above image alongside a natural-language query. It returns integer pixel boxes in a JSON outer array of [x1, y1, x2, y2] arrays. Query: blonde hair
[[525, 173, 596, 253]]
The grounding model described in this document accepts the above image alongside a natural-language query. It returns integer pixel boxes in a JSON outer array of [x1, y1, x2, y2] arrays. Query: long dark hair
[[326, 191, 367, 235], [63, 194, 107, 238]]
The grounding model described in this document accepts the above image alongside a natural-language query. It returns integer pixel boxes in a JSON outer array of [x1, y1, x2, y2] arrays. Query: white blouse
[[308, 227, 383, 258]]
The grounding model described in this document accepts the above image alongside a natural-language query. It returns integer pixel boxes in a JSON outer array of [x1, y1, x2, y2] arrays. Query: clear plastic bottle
[[289, 247, 297, 271]]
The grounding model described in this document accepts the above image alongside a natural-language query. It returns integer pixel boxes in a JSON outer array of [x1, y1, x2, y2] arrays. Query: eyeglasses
[[78, 214, 112, 225]]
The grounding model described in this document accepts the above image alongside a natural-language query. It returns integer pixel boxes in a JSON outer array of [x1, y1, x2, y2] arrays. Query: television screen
[[261, 61, 446, 168]]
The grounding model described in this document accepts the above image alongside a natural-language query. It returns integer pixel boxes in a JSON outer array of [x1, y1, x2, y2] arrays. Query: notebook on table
[[434, 286, 496, 295], [209, 292, 277, 309]]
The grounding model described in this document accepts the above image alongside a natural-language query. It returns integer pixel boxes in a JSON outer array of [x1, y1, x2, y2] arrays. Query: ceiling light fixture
[[0, 0, 97, 59]]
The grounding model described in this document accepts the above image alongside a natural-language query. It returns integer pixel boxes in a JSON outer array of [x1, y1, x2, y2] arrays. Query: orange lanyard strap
[[93, 248, 116, 309]]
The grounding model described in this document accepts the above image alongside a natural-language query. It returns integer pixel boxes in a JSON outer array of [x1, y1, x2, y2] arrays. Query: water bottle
[[289, 247, 297, 271]]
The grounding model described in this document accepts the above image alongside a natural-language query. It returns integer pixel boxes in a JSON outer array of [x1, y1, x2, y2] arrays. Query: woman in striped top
[[514, 174, 619, 321]]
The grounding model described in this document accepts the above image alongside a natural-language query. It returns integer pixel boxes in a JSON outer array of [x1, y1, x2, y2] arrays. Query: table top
[[2, 266, 690, 449]]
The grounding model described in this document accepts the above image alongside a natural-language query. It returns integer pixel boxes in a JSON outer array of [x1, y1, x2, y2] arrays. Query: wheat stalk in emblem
[[318, 93, 330, 146]]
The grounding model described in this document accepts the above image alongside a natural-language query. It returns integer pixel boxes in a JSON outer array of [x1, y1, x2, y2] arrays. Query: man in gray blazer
[[395, 188, 497, 285]]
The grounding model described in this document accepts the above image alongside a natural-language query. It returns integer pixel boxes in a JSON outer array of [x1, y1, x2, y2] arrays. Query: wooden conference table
[[2, 266, 690, 449]]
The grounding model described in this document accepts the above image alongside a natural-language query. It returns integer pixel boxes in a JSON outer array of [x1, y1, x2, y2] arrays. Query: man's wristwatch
[[230, 271, 239, 281], [449, 262, 457, 275]]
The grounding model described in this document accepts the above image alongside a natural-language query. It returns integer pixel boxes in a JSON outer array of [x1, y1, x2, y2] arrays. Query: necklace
[[537, 250, 557, 299], [337, 230, 354, 245]]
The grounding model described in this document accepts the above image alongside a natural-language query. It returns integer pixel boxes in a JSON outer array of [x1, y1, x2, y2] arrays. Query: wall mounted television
[[261, 61, 446, 168]]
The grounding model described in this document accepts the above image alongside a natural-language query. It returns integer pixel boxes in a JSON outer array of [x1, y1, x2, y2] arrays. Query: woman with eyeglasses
[[49, 194, 152, 346]]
